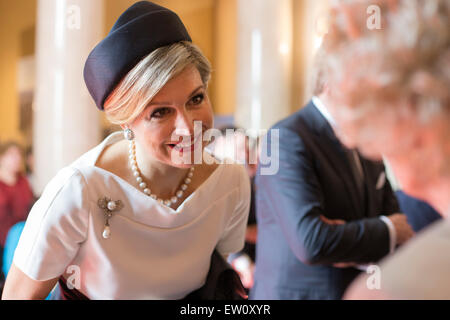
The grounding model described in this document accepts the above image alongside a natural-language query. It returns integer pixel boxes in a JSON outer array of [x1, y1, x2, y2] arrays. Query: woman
[[319, 0, 450, 298], [2, 1, 250, 300], [0, 142, 34, 280]]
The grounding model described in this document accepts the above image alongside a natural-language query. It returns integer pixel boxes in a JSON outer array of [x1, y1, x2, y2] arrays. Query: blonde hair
[[104, 41, 211, 125]]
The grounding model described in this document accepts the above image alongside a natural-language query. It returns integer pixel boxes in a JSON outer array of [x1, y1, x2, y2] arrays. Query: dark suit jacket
[[395, 190, 441, 233], [250, 101, 399, 300]]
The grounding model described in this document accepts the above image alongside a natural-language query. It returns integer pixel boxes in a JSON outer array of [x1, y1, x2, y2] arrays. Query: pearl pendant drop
[[97, 197, 123, 240], [102, 226, 111, 239]]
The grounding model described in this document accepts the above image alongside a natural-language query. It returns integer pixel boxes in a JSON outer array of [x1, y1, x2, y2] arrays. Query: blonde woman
[[319, 0, 450, 298], [2, 1, 250, 300]]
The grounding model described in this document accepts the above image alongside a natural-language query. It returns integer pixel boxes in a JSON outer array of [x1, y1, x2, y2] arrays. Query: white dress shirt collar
[[312, 95, 336, 127]]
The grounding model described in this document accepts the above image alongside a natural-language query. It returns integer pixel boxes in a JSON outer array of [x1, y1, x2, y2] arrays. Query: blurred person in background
[[0, 141, 34, 289], [319, 0, 450, 299], [209, 126, 259, 290], [250, 86, 413, 299]]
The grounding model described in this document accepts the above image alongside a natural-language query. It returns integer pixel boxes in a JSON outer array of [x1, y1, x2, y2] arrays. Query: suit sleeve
[[256, 126, 390, 265]]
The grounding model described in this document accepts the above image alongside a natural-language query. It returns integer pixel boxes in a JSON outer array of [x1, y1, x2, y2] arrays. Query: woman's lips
[[167, 134, 202, 153]]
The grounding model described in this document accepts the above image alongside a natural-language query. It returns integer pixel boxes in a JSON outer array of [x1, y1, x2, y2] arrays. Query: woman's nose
[[173, 111, 194, 137]]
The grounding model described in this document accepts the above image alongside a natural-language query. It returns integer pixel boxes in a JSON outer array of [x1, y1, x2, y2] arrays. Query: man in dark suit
[[250, 92, 414, 300]]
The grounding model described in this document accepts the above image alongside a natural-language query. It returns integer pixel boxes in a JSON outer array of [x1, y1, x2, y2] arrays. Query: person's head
[[310, 44, 329, 99], [84, 2, 213, 169], [105, 41, 213, 169], [321, 0, 450, 214], [0, 141, 24, 175]]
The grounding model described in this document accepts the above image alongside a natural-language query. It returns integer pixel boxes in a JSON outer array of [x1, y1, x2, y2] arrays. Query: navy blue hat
[[84, 1, 192, 110]]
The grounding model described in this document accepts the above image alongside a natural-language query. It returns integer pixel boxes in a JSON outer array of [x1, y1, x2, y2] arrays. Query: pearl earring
[[124, 128, 134, 141]]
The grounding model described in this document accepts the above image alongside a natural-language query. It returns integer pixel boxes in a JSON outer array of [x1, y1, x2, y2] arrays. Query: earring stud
[[124, 128, 134, 141]]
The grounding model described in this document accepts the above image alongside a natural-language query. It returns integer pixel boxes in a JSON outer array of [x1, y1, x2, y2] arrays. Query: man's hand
[[231, 255, 254, 289], [245, 225, 258, 244], [333, 262, 358, 268], [387, 213, 415, 245], [320, 215, 346, 225]]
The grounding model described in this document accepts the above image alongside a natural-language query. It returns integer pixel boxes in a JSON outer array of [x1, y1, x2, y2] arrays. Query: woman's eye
[[190, 93, 204, 105], [150, 107, 172, 119]]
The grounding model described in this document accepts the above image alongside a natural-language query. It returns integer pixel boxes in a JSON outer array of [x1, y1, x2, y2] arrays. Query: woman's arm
[[6, 168, 89, 299], [2, 264, 59, 300]]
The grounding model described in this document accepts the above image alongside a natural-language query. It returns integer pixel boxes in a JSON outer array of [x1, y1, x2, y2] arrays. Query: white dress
[[13, 132, 251, 299]]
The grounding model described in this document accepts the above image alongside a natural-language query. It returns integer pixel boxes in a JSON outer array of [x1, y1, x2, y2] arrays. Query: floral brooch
[[97, 197, 124, 239]]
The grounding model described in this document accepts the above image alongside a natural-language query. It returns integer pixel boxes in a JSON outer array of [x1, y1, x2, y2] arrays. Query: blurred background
[[0, 0, 329, 195]]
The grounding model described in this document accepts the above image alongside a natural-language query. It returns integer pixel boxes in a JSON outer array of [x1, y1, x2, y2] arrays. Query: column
[[34, 0, 103, 194], [235, 0, 293, 133]]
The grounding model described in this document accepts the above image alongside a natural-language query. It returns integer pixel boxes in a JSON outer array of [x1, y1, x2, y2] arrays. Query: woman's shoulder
[[69, 131, 124, 170], [202, 156, 250, 203], [221, 160, 248, 182], [14, 170, 91, 284], [202, 152, 247, 183], [60, 133, 128, 186], [40, 166, 89, 202]]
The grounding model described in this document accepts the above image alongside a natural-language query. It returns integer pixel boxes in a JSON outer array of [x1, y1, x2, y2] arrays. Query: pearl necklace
[[128, 140, 194, 207]]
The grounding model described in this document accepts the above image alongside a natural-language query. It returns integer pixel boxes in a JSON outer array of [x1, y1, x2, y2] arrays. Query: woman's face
[[129, 65, 213, 168], [0, 145, 23, 174]]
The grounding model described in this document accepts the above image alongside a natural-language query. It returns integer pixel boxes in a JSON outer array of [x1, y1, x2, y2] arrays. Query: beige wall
[[212, 0, 237, 115], [213, 0, 317, 115], [0, 0, 37, 145], [292, 0, 328, 112], [292, 0, 307, 111]]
